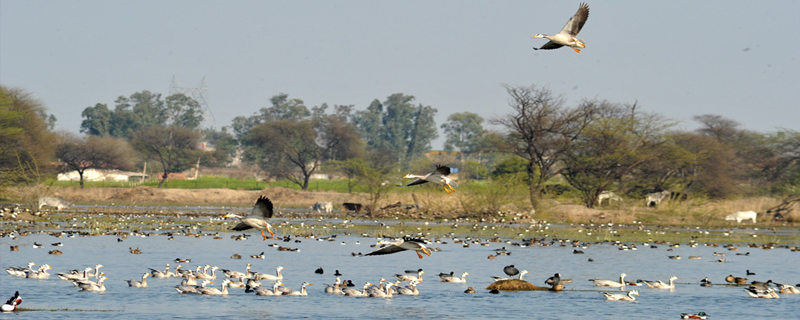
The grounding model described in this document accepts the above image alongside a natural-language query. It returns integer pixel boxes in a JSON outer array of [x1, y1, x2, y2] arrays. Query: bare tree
[[492, 84, 595, 208], [56, 134, 137, 188]]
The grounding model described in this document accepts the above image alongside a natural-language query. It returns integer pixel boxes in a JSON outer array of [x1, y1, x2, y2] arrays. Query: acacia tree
[[0, 86, 57, 185], [331, 150, 398, 215], [244, 115, 363, 190], [132, 125, 201, 187], [559, 103, 669, 207], [493, 84, 595, 208], [56, 134, 137, 188]]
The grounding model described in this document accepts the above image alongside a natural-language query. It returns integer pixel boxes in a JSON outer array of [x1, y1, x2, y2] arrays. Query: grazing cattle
[[309, 202, 333, 214], [597, 191, 623, 206], [38, 197, 71, 210], [342, 203, 363, 214], [645, 190, 670, 207], [725, 211, 757, 223]]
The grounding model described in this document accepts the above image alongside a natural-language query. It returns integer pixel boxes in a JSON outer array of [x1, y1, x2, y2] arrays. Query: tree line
[[2, 84, 799, 210]]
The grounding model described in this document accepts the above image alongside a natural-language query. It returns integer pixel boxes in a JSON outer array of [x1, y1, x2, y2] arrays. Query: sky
[[2, 1, 798, 149]]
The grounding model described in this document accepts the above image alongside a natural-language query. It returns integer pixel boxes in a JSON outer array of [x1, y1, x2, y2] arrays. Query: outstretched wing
[[364, 245, 406, 256], [252, 196, 274, 219], [535, 41, 564, 50], [230, 222, 253, 231], [435, 164, 452, 176], [560, 2, 589, 36], [403, 179, 429, 187]]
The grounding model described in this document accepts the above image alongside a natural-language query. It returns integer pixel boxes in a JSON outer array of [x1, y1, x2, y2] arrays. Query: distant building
[[57, 168, 148, 182]]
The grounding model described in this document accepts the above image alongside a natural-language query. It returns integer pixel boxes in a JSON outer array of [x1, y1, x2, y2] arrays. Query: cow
[[38, 197, 71, 210], [645, 190, 670, 207], [597, 191, 623, 206], [342, 202, 363, 214], [309, 201, 333, 214], [725, 211, 757, 223]]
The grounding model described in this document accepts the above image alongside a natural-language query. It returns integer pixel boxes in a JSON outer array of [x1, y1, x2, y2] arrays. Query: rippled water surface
[[2, 225, 799, 319]]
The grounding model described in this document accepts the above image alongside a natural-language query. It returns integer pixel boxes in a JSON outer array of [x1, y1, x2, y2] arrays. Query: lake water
[[1, 214, 799, 319]]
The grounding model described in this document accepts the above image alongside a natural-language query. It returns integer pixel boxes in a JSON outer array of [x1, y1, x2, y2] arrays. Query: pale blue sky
[[2, 1, 798, 148]]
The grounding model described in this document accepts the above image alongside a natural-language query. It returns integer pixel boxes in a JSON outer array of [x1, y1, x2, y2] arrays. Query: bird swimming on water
[[532, 3, 590, 53], [226, 196, 275, 241]]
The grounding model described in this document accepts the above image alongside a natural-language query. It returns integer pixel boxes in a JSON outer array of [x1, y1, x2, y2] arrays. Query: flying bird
[[365, 237, 432, 259], [532, 3, 590, 53], [227, 196, 275, 241], [401, 164, 459, 194]]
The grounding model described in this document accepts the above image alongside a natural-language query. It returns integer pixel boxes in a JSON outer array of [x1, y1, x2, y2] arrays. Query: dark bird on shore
[[315, 268, 324, 274], [503, 265, 520, 279], [545, 273, 562, 286]]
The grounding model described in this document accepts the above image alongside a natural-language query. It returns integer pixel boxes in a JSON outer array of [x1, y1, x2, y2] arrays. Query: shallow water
[[2, 228, 799, 319]]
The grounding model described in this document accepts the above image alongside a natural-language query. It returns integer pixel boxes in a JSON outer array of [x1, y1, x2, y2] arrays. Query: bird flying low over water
[[400, 164, 459, 194], [532, 2, 590, 53], [227, 196, 275, 241], [365, 237, 432, 259]]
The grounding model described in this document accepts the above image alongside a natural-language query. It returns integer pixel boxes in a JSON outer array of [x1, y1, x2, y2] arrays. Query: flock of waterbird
[[3, 164, 800, 318]]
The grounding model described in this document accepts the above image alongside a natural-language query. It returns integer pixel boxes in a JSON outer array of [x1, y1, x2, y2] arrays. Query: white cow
[[725, 211, 757, 223], [310, 202, 333, 214], [645, 190, 670, 207], [38, 197, 71, 210], [597, 191, 623, 206]]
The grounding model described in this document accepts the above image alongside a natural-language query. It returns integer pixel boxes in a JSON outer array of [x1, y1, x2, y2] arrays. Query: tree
[[0, 86, 57, 185], [351, 93, 438, 164], [559, 103, 669, 207], [244, 115, 363, 190], [331, 150, 398, 215], [493, 84, 595, 208], [55, 134, 137, 188], [80, 103, 113, 136], [132, 125, 201, 188], [81, 91, 203, 139], [441, 112, 486, 153], [201, 127, 238, 167], [165, 93, 204, 129]]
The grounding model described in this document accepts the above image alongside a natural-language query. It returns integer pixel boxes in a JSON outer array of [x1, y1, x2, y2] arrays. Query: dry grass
[[5, 185, 799, 227]]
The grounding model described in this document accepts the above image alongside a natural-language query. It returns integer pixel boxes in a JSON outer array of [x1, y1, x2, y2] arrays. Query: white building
[[57, 168, 148, 182]]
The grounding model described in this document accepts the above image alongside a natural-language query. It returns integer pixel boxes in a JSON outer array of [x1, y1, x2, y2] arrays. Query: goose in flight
[[365, 237, 432, 259], [227, 196, 275, 241], [532, 3, 590, 53], [401, 164, 459, 194]]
